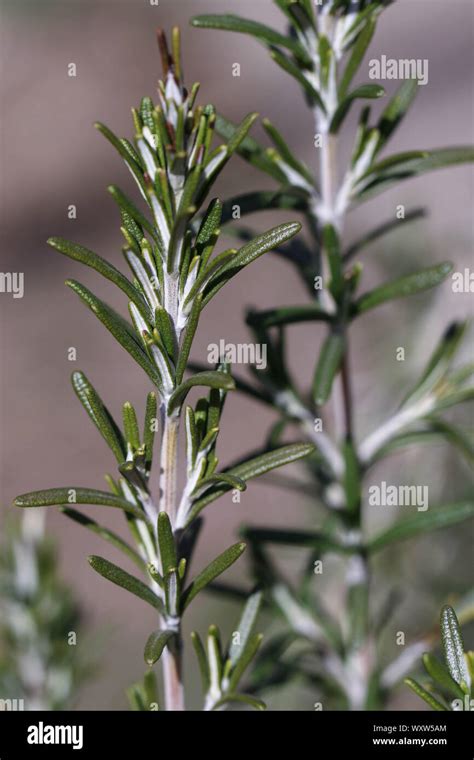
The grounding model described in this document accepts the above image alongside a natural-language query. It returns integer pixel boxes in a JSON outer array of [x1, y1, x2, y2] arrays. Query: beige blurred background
[[0, 0, 473, 710]]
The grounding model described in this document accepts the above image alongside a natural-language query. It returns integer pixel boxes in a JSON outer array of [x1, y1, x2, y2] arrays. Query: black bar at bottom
[[0, 709, 471, 757]]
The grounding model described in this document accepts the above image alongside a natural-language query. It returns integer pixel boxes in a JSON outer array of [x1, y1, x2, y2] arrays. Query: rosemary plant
[[192, 1, 474, 709], [13, 29, 314, 711], [0, 512, 88, 710], [405, 605, 473, 712]]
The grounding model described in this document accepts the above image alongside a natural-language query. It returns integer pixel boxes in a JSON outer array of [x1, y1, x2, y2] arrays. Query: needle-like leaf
[[404, 678, 447, 711], [228, 590, 263, 667], [369, 502, 474, 553], [48, 238, 150, 318], [440, 605, 470, 687], [71, 371, 127, 463], [313, 332, 345, 406], [60, 508, 146, 571], [168, 371, 235, 414], [422, 653, 465, 700], [191, 14, 311, 64], [157, 512, 177, 575], [181, 543, 246, 610], [186, 443, 315, 524], [89, 555, 164, 612], [144, 630, 175, 666], [354, 262, 453, 315], [66, 280, 162, 387]]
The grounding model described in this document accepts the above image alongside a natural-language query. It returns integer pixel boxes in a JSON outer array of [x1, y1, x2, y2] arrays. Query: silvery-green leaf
[[404, 678, 447, 711], [89, 555, 164, 612], [441, 605, 470, 687], [144, 630, 175, 666]]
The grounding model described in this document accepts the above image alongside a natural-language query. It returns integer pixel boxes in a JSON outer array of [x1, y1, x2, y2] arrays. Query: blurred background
[[0, 0, 472, 710]]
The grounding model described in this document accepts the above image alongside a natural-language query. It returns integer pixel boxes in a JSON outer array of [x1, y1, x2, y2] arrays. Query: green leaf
[[66, 280, 161, 387], [95, 123, 146, 194], [357, 148, 474, 201], [143, 670, 158, 708], [339, 17, 377, 97], [269, 47, 325, 110], [228, 632, 264, 693], [247, 304, 332, 329], [108, 185, 159, 244], [48, 237, 149, 319], [143, 391, 158, 472], [394, 146, 474, 173], [371, 422, 474, 467], [422, 653, 465, 700], [195, 199, 223, 256], [127, 684, 148, 711], [214, 115, 287, 182], [192, 473, 246, 498], [14, 487, 147, 522], [71, 371, 126, 463], [168, 371, 235, 414], [229, 591, 263, 666], [175, 295, 202, 386], [157, 512, 177, 576], [262, 118, 314, 185], [182, 542, 246, 610], [441, 605, 470, 687], [191, 631, 210, 692], [144, 630, 175, 666], [203, 222, 301, 306], [211, 693, 266, 711], [186, 443, 315, 524], [243, 526, 350, 553], [122, 401, 141, 450], [154, 307, 176, 360], [330, 84, 385, 133], [207, 625, 224, 693], [184, 250, 237, 307], [191, 14, 310, 63], [424, 419, 474, 467], [354, 262, 453, 315], [226, 112, 259, 156], [404, 678, 447, 711], [369, 502, 474, 554], [357, 150, 430, 181], [376, 79, 419, 151], [403, 322, 467, 405], [323, 224, 344, 300], [60, 507, 146, 571], [312, 332, 345, 405], [344, 208, 426, 262], [220, 190, 308, 224], [88, 555, 164, 611], [434, 387, 474, 413]]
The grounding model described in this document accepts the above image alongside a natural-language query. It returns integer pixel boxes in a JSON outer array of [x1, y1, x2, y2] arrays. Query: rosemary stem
[[317, 81, 372, 706], [159, 409, 184, 710], [162, 638, 185, 712], [159, 411, 180, 524]]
